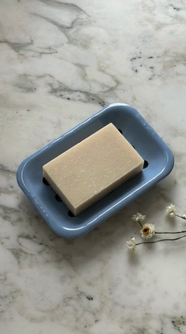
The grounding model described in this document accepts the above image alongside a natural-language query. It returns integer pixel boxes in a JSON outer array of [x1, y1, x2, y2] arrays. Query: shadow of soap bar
[[43, 123, 144, 215]]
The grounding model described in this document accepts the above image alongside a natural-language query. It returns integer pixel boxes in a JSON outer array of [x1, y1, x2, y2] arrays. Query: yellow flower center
[[142, 227, 150, 235]]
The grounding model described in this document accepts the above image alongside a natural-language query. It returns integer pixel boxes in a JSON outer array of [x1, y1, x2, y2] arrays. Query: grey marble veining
[[1, 0, 186, 333]]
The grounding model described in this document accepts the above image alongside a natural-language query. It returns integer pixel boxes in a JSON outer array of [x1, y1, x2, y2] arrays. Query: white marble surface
[[1, 0, 186, 333]]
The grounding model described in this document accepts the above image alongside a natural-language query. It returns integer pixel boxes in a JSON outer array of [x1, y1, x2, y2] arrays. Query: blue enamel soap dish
[[17, 103, 174, 238]]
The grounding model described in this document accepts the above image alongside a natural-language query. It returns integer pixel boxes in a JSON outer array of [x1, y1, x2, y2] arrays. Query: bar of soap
[[43, 123, 144, 215]]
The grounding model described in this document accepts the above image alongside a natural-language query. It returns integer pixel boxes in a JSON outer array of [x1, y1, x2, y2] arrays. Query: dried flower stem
[[129, 208, 186, 251], [136, 234, 186, 246], [138, 219, 186, 236], [156, 230, 186, 235], [175, 214, 186, 220]]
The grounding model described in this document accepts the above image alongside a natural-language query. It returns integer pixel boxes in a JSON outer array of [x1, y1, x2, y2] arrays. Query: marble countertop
[[1, 0, 186, 333]]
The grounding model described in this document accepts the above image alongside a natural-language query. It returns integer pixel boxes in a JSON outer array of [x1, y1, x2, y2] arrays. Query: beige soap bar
[[43, 123, 144, 216]]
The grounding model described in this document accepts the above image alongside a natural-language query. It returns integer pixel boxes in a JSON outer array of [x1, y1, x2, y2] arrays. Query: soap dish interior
[[17, 103, 174, 238]]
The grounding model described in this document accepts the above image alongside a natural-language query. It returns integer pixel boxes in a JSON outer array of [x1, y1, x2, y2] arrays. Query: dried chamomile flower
[[126, 237, 136, 251], [166, 204, 176, 217], [140, 224, 155, 239], [131, 213, 146, 223]]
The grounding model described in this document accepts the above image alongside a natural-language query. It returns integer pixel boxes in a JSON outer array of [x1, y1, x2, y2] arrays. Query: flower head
[[182, 214, 186, 220], [140, 224, 155, 239], [131, 213, 146, 223], [126, 237, 136, 251], [166, 204, 176, 217]]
